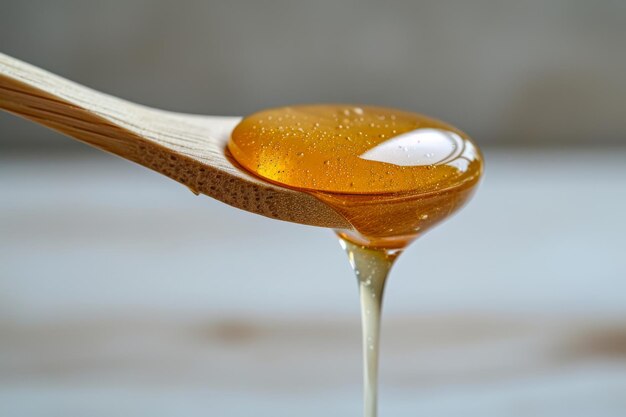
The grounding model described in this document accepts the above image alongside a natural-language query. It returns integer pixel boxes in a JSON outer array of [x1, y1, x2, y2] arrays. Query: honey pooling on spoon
[[228, 105, 483, 248]]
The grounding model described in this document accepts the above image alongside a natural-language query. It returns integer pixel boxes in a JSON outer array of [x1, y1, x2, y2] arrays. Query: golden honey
[[228, 104, 483, 248], [228, 104, 483, 417]]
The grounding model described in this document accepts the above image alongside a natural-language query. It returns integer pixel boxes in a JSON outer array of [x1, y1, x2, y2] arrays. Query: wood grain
[[0, 53, 350, 229]]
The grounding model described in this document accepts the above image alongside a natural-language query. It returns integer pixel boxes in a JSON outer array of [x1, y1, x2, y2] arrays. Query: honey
[[229, 105, 482, 248], [228, 104, 483, 417]]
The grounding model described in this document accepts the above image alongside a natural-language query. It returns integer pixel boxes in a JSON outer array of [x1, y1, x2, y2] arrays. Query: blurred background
[[1, 1, 625, 416]]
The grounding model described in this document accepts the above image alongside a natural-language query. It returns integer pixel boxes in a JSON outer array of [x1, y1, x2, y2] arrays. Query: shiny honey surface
[[229, 105, 483, 248]]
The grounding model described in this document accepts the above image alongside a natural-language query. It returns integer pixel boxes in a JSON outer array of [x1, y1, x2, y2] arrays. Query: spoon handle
[[0, 53, 350, 229], [0, 53, 241, 176], [0, 52, 150, 155]]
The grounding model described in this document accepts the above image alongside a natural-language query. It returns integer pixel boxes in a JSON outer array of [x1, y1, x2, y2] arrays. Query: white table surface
[[1, 148, 625, 416]]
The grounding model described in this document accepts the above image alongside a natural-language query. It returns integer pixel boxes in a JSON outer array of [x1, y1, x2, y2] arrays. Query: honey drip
[[228, 105, 483, 417], [340, 239, 400, 417]]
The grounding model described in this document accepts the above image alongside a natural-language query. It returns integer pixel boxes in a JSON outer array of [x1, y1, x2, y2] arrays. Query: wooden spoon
[[0, 53, 350, 229]]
